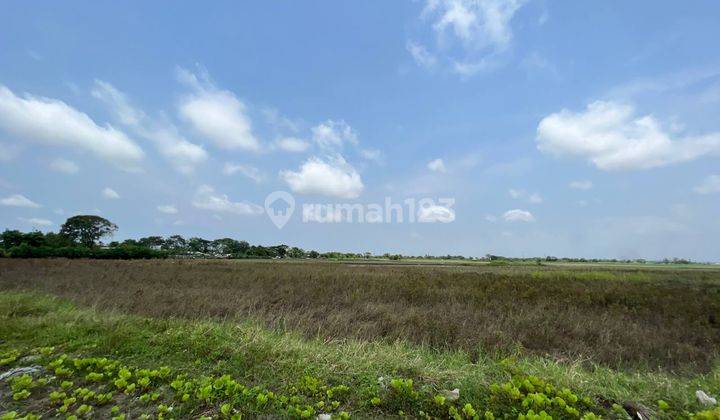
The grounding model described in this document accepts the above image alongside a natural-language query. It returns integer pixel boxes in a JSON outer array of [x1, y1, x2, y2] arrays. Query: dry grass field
[[2, 258, 719, 373]]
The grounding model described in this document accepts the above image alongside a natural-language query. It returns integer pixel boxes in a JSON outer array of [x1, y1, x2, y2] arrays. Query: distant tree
[[138, 236, 164, 249], [211, 238, 248, 256], [308, 250, 320, 259], [287, 247, 305, 258], [59, 215, 118, 247], [235, 240, 250, 255], [187, 237, 211, 253], [0, 230, 25, 249], [162, 235, 187, 252], [272, 244, 289, 258], [246, 245, 275, 258]]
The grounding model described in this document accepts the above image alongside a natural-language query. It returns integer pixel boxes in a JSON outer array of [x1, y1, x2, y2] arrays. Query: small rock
[[696, 390, 717, 406], [622, 402, 653, 420], [18, 355, 40, 363], [442, 388, 460, 401], [0, 365, 43, 381], [317, 414, 332, 420]]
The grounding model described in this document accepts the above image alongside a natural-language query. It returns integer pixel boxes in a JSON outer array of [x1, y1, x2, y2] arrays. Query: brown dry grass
[[1, 258, 719, 373]]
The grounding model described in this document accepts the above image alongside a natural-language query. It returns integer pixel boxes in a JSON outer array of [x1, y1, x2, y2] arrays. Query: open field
[[1, 259, 720, 418]]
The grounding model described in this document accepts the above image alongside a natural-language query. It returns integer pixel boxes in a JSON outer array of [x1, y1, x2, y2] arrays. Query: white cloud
[[484, 214, 498, 222], [1, 194, 40, 208], [151, 125, 209, 174], [528, 193, 543, 204], [0, 85, 143, 169], [536, 101, 720, 170], [177, 68, 260, 151], [262, 108, 300, 133], [102, 187, 120, 200], [502, 209, 535, 222], [223, 163, 263, 183], [418, 204, 455, 222], [419, 0, 528, 75], [452, 57, 497, 76], [312, 120, 358, 151], [427, 158, 447, 173], [157, 204, 178, 214], [508, 188, 522, 199], [92, 80, 207, 174], [18, 217, 52, 227], [91, 80, 144, 126], [407, 41, 437, 68], [280, 156, 364, 199], [275, 137, 310, 153], [425, 0, 527, 50], [192, 185, 263, 215], [508, 189, 542, 203], [569, 180, 593, 190], [50, 158, 79, 174], [360, 149, 384, 164], [694, 175, 720, 195]]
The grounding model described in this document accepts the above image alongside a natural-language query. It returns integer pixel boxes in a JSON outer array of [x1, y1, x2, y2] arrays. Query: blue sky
[[1, 1, 720, 261]]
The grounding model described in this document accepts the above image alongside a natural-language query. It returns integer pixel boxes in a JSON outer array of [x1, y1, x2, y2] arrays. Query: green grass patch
[[1, 292, 719, 418]]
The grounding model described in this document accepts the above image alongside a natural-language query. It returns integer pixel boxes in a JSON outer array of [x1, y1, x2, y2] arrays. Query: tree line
[[0, 215, 351, 260], [0, 215, 698, 263]]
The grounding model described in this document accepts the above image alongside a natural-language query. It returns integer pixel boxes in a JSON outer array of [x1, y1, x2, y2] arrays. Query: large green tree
[[59, 215, 118, 247]]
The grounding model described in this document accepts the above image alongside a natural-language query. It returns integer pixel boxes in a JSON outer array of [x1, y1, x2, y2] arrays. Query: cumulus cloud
[[502, 209, 535, 222], [407, 41, 437, 68], [312, 120, 358, 151], [280, 156, 364, 198], [177, 68, 260, 151], [419, 0, 528, 75], [1, 194, 40, 208], [694, 174, 720, 194], [223, 163, 263, 183], [569, 180, 593, 190], [0, 85, 143, 169], [425, 0, 527, 50], [536, 101, 720, 170], [102, 187, 120, 199], [92, 80, 207, 174], [151, 126, 209, 174], [157, 204, 178, 214], [18, 217, 52, 226], [275, 137, 310, 153], [192, 185, 263, 215], [50, 158, 79, 174], [418, 204, 455, 222], [427, 158, 447, 173]]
